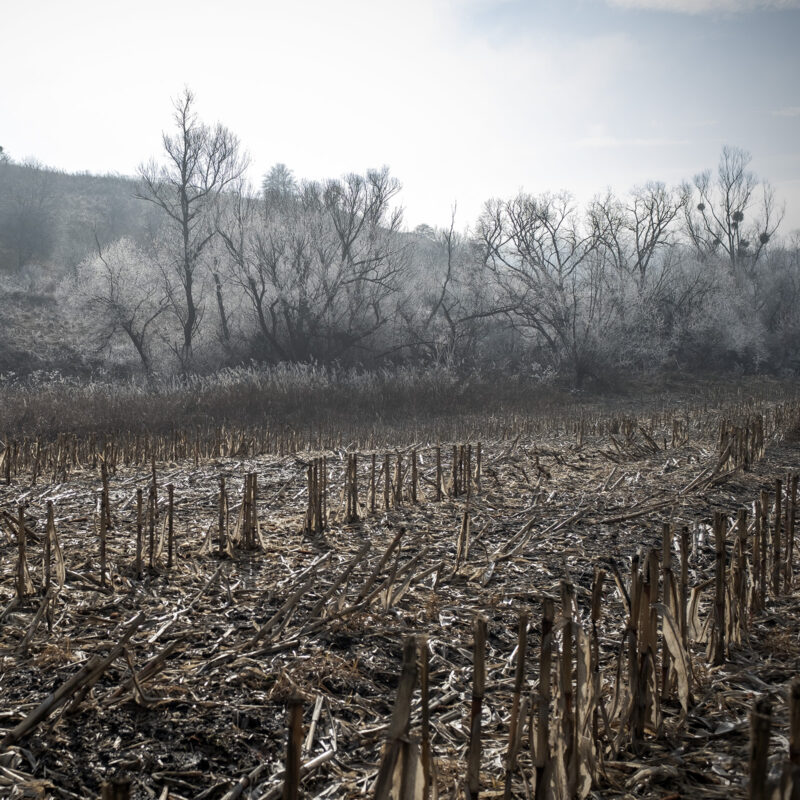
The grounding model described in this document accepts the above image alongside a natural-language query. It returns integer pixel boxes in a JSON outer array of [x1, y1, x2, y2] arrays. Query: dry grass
[[1, 366, 798, 441]]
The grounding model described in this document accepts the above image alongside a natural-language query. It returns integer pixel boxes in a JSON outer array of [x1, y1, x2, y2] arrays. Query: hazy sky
[[3, 0, 799, 232]]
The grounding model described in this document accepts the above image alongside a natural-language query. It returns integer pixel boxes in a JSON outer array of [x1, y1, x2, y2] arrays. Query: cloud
[[773, 106, 800, 117], [607, 0, 800, 12]]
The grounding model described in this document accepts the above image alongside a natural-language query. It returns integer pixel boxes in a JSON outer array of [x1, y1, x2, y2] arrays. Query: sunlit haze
[[3, 0, 799, 232]]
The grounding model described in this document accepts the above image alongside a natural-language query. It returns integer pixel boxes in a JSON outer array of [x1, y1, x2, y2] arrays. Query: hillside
[[0, 161, 156, 275], [0, 284, 100, 375]]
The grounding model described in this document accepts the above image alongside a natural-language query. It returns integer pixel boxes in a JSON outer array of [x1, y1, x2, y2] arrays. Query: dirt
[[0, 402, 799, 799]]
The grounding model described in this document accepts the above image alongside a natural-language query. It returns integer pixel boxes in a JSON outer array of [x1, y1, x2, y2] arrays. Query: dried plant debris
[[0, 399, 799, 798]]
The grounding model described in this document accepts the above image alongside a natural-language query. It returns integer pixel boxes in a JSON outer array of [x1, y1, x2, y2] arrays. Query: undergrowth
[[0, 364, 797, 439]]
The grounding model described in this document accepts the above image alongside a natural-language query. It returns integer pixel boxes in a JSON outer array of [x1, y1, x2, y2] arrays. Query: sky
[[2, 0, 799, 233]]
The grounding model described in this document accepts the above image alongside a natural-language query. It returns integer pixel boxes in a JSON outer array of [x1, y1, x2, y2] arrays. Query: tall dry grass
[[0, 364, 797, 441]]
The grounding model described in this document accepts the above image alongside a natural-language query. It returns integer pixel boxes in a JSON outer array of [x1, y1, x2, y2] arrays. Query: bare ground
[[1, 408, 799, 799]]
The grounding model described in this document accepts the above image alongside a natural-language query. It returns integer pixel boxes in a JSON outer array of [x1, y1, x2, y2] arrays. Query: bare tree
[[479, 191, 611, 384], [72, 237, 169, 380], [0, 159, 56, 272], [218, 168, 407, 364], [137, 88, 247, 369], [399, 208, 507, 364], [261, 163, 297, 208], [759, 236, 800, 369], [682, 145, 783, 270], [589, 182, 685, 292]]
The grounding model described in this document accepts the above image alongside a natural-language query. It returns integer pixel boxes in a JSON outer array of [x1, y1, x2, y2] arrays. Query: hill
[[0, 160, 157, 275]]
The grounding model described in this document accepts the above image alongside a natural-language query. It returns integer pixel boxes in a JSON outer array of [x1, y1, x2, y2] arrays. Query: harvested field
[[1, 396, 800, 799]]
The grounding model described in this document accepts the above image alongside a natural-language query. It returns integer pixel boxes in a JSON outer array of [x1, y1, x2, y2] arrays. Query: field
[[1, 381, 800, 799]]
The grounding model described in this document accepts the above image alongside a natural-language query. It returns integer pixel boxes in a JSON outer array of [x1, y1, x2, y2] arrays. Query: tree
[[589, 182, 685, 292], [261, 163, 297, 207], [0, 146, 9, 164], [758, 237, 800, 370], [137, 88, 248, 369], [218, 167, 408, 364], [479, 191, 612, 384], [399, 208, 507, 365], [682, 145, 782, 270], [0, 159, 56, 272], [72, 237, 169, 379]]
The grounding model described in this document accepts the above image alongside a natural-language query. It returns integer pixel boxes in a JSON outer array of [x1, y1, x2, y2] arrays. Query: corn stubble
[[1, 393, 800, 798]]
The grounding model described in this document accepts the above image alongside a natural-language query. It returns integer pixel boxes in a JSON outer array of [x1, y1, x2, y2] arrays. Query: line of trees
[[3, 90, 799, 385]]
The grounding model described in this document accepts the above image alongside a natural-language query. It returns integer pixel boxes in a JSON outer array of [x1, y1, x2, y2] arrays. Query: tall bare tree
[[682, 145, 782, 270], [137, 88, 247, 368]]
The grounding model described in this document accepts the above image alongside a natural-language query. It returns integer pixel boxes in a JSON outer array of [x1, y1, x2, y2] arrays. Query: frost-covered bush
[[66, 237, 173, 378]]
